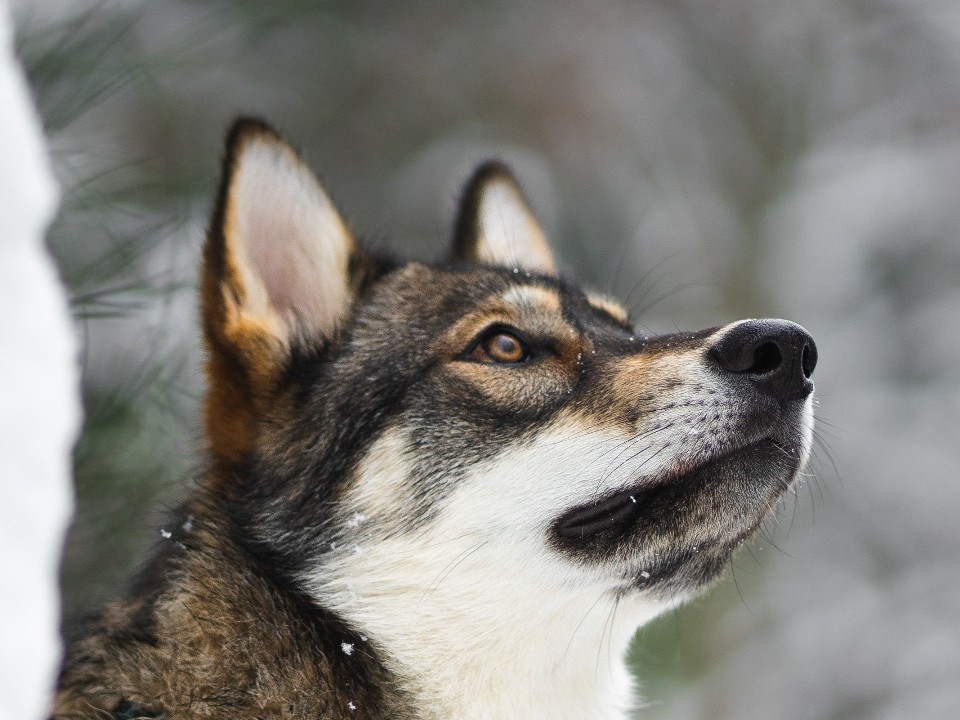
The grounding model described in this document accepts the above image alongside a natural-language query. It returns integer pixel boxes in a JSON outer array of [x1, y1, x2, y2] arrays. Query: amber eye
[[469, 330, 530, 364]]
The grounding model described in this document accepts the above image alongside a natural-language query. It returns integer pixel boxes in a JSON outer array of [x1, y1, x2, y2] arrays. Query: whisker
[[417, 541, 488, 607], [563, 589, 609, 660]]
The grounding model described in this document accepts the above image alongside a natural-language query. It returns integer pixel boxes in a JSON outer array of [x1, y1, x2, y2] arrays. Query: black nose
[[708, 320, 817, 402]]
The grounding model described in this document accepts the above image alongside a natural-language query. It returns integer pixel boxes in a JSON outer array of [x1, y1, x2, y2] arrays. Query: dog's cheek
[[438, 359, 576, 417], [339, 426, 422, 538]]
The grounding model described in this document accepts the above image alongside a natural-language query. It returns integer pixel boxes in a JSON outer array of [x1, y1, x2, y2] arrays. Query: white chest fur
[[307, 429, 679, 718], [316, 534, 664, 720]]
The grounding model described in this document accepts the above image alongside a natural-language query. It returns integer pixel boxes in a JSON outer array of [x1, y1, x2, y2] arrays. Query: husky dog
[[55, 119, 817, 720]]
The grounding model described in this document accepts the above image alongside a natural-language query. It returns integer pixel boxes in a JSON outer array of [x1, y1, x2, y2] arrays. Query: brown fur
[[56, 512, 411, 719]]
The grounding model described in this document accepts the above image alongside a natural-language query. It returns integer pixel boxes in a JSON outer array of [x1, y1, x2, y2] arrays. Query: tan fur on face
[[586, 292, 630, 326], [580, 344, 711, 433], [500, 285, 563, 315]]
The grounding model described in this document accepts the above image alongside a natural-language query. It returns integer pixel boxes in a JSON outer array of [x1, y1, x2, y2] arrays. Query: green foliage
[[15, 1, 199, 618]]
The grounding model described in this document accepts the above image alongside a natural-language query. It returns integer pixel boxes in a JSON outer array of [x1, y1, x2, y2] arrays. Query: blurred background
[[14, 0, 959, 717]]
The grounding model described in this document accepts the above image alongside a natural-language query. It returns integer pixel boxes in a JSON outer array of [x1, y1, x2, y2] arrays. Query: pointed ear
[[201, 118, 357, 461], [452, 161, 556, 275]]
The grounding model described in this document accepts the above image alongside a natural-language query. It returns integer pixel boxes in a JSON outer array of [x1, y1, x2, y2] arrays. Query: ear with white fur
[[201, 118, 357, 462], [453, 161, 556, 275]]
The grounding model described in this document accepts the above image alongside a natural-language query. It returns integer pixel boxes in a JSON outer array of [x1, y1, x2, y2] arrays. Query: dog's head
[[200, 120, 816, 642]]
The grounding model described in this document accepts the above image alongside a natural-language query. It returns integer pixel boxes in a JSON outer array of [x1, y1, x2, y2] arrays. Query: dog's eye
[[468, 330, 531, 364]]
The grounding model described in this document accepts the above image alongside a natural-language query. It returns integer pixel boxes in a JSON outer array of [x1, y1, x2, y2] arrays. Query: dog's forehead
[[370, 261, 629, 334], [499, 284, 562, 313], [475, 283, 569, 332]]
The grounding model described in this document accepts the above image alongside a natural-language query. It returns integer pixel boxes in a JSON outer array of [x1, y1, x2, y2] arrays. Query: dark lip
[[555, 437, 776, 540]]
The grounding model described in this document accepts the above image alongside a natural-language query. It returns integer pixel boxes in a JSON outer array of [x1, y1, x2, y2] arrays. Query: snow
[[341, 642, 354, 655], [0, 0, 79, 718], [344, 512, 367, 529]]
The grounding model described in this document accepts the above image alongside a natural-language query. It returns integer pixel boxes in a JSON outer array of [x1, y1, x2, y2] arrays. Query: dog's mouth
[[556, 479, 662, 540], [555, 436, 793, 542], [552, 434, 805, 593]]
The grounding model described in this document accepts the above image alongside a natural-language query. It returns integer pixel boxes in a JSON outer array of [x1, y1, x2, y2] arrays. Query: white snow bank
[[0, 1, 79, 718]]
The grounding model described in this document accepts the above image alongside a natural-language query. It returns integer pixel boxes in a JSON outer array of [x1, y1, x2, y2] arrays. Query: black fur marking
[[113, 700, 161, 719]]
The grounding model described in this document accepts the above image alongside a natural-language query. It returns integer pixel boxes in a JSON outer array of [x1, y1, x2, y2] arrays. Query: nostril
[[749, 341, 782, 375], [800, 342, 817, 379], [709, 319, 817, 402]]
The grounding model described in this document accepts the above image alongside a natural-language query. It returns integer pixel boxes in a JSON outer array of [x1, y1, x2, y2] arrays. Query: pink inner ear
[[246, 200, 319, 318], [230, 138, 354, 338], [475, 180, 555, 274]]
